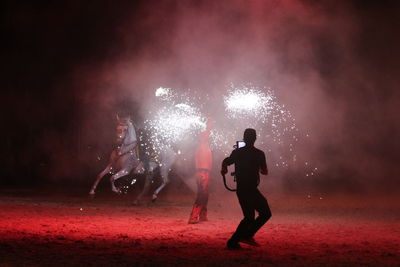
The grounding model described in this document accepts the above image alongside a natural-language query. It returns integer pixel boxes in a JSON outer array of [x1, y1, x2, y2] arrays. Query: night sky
[[2, 0, 400, 192]]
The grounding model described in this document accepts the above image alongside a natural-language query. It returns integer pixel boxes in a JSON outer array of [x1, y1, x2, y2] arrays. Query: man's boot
[[188, 204, 202, 224]]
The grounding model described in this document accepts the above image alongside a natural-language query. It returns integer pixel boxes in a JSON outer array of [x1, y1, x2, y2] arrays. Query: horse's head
[[116, 115, 137, 145]]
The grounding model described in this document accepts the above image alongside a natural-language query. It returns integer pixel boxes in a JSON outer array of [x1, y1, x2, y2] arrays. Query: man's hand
[[221, 168, 228, 176]]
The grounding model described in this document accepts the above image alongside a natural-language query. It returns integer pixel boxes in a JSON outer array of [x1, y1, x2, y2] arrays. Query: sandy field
[[0, 188, 399, 266]]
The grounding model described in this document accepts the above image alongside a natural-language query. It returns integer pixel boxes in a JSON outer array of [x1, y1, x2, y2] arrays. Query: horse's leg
[[89, 164, 112, 196], [152, 163, 169, 201], [134, 173, 152, 204], [152, 150, 176, 201], [134, 161, 157, 204], [110, 169, 130, 194]]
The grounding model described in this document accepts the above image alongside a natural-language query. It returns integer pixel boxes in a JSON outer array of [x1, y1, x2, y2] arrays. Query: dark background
[[2, 0, 399, 193]]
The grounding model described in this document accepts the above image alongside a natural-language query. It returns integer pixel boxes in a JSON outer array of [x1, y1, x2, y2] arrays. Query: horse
[[88, 116, 176, 203], [88, 116, 140, 196], [133, 143, 176, 204]]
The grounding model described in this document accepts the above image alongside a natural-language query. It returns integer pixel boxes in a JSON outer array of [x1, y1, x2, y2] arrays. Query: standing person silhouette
[[221, 128, 271, 249], [188, 118, 214, 224]]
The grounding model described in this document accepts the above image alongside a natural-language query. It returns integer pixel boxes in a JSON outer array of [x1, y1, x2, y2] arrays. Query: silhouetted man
[[221, 128, 271, 249]]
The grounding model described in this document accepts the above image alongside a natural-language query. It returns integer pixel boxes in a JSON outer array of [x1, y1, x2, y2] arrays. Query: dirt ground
[[0, 188, 399, 266]]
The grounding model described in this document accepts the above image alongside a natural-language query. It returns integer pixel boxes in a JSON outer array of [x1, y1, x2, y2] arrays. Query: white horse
[[88, 116, 176, 203], [89, 116, 140, 196]]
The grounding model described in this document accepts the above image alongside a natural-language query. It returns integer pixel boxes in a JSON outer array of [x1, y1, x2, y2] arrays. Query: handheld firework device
[[222, 141, 245, 192], [236, 141, 246, 148]]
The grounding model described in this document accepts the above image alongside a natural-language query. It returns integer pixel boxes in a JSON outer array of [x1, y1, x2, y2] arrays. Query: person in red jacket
[[188, 118, 214, 224]]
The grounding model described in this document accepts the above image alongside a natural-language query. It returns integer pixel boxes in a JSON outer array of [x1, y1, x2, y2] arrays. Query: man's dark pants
[[228, 186, 272, 244]]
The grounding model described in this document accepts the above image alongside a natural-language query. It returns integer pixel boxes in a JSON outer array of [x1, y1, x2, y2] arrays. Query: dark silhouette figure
[[221, 128, 271, 249]]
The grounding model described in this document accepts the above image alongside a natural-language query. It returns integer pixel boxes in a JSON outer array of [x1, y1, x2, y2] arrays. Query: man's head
[[243, 128, 257, 145]]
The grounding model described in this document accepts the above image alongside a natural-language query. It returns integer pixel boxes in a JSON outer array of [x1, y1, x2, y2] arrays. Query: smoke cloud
[[3, 0, 399, 193]]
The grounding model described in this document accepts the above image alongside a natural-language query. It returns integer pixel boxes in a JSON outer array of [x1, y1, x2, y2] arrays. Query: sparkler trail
[[142, 85, 317, 177], [224, 86, 273, 122], [219, 83, 317, 177], [223, 84, 295, 138], [143, 87, 207, 155]]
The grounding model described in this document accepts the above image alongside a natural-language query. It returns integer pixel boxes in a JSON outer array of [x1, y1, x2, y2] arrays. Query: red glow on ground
[[0, 191, 399, 266]]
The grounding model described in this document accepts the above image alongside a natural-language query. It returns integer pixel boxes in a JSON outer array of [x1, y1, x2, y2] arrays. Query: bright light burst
[[155, 87, 173, 100], [224, 88, 273, 120], [146, 105, 205, 145], [144, 88, 206, 151], [222, 84, 296, 145], [142, 84, 317, 178], [219, 84, 317, 176], [223, 84, 293, 127]]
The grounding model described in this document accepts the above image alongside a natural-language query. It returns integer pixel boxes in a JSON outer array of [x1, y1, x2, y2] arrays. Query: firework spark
[[224, 87, 273, 120], [155, 87, 173, 100], [222, 84, 296, 145], [143, 84, 317, 177], [144, 88, 206, 152], [223, 84, 293, 129], [219, 84, 317, 175]]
